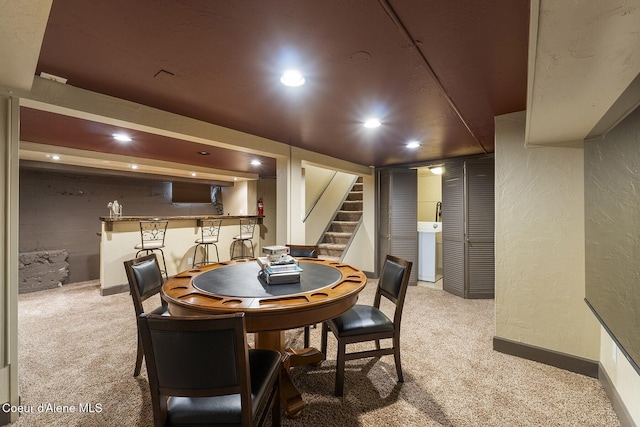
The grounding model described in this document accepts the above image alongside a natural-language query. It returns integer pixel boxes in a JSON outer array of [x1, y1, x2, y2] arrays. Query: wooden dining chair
[[138, 312, 282, 427], [124, 254, 169, 377], [321, 254, 412, 396], [287, 244, 319, 348]]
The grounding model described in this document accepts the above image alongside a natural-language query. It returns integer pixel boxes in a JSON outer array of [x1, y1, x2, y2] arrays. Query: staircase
[[318, 177, 363, 261]]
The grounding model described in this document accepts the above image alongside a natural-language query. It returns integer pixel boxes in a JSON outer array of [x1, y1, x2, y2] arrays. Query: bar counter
[[99, 215, 263, 295], [99, 214, 261, 231]]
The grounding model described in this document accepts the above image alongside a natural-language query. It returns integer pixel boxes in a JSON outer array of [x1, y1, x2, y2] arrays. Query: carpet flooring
[[13, 279, 620, 426]]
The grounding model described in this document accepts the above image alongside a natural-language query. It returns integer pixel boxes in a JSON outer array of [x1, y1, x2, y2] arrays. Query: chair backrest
[[375, 255, 413, 324], [201, 219, 222, 241], [239, 218, 257, 238], [139, 220, 168, 248], [124, 255, 165, 316], [138, 312, 252, 426], [286, 244, 319, 258]]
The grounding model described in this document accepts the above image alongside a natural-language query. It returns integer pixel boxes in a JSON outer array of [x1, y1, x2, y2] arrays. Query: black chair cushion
[[165, 349, 280, 426], [167, 395, 240, 426], [328, 304, 394, 337]]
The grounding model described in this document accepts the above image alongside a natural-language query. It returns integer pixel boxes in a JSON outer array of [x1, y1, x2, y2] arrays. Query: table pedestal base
[[255, 330, 325, 418], [287, 346, 324, 367]]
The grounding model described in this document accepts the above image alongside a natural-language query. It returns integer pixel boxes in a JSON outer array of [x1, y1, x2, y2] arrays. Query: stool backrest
[[201, 219, 222, 241], [139, 220, 168, 248], [239, 218, 257, 238]]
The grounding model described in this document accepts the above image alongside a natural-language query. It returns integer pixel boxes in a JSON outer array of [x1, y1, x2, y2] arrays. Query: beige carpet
[[14, 280, 620, 426]]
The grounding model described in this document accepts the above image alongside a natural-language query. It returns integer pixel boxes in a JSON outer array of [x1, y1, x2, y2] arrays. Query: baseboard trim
[[100, 283, 129, 296], [599, 364, 636, 427], [493, 336, 599, 378]]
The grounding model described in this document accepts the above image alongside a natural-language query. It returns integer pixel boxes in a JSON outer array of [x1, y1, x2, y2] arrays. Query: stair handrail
[[303, 171, 338, 223]]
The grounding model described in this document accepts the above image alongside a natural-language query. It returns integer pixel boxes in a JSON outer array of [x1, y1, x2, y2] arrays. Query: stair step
[[329, 221, 358, 233], [335, 211, 363, 221], [322, 232, 351, 244], [318, 243, 347, 251], [327, 226, 357, 234], [346, 191, 363, 201], [341, 200, 363, 211], [318, 243, 346, 258]]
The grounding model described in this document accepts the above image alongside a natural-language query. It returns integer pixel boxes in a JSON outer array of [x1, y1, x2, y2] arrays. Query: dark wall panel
[[19, 168, 220, 283], [585, 106, 640, 374]]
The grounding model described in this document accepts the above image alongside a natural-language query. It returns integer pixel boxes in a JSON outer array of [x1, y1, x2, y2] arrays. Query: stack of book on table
[[257, 246, 302, 285]]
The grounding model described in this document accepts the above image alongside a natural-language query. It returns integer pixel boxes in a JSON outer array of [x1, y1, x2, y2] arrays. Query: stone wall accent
[[19, 250, 69, 294]]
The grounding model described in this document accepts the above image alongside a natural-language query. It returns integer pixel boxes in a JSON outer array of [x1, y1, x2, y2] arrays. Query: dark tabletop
[[192, 260, 343, 298]]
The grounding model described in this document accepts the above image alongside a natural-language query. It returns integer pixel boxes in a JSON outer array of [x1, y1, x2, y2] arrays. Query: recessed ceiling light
[[197, 151, 210, 156], [113, 133, 132, 142], [129, 164, 139, 170], [363, 118, 381, 128], [234, 177, 238, 181], [280, 69, 305, 87], [407, 141, 420, 149], [47, 154, 61, 160], [251, 159, 262, 166], [190, 172, 197, 177]]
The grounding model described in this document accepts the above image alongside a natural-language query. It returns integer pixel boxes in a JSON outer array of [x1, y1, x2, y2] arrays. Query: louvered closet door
[[466, 156, 495, 298], [442, 156, 495, 298], [378, 169, 417, 285], [442, 160, 465, 297]]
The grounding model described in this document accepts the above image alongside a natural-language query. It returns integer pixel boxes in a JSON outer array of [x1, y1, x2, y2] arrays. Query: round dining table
[[161, 257, 367, 417]]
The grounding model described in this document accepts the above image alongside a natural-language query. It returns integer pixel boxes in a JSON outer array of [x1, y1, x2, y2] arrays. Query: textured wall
[[494, 111, 599, 360], [585, 105, 640, 372], [19, 168, 223, 283]]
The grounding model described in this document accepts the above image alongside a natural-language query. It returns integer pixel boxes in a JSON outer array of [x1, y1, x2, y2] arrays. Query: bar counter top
[[100, 214, 262, 231]]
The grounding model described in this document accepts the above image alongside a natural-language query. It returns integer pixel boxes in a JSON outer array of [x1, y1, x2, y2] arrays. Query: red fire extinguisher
[[257, 198, 264, 216]]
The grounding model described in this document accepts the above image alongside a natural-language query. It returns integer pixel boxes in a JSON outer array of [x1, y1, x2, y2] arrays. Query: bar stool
[[134, 220, 169, 280], [230, 218, 257, 259], [192, 219, 222, 267]]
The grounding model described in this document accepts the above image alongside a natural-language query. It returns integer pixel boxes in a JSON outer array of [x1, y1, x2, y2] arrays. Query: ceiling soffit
[[526, 0, 640, 147]]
